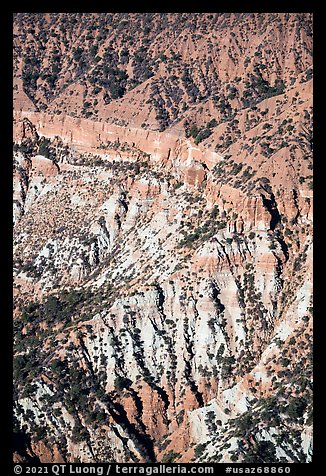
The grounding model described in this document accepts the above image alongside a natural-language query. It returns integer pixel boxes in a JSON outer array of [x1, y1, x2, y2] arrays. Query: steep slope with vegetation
[[13, 12, 313, 463]]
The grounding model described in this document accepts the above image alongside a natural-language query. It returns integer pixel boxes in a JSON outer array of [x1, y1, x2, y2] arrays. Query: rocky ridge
[[13, 13, 312, 463]]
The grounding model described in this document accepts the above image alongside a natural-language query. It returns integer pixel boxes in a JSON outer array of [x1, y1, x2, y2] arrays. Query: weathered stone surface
[[13, 12, 313, 464]]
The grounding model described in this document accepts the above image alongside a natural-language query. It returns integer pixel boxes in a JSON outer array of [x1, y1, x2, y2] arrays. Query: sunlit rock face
[[13, 12, 312, 464]]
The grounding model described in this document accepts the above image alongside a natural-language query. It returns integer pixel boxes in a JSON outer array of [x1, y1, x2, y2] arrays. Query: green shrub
[[114, 376, 132, 391], [286, 397, 307, 419], [194, 443, 206, 458]]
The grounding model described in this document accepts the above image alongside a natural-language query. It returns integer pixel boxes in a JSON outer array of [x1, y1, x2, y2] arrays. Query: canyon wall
[[13, 12, 313, 464]]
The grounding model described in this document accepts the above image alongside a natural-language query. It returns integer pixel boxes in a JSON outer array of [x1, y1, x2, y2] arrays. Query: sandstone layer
[[13, 13, 313, 464]]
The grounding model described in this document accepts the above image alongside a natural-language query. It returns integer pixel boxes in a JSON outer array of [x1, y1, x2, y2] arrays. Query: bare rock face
[[31, 155, 60, 176], [13, 13, 312, 464]]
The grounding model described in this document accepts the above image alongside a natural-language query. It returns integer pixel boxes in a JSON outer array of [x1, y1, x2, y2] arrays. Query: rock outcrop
[[13, 12, 313, 464]]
